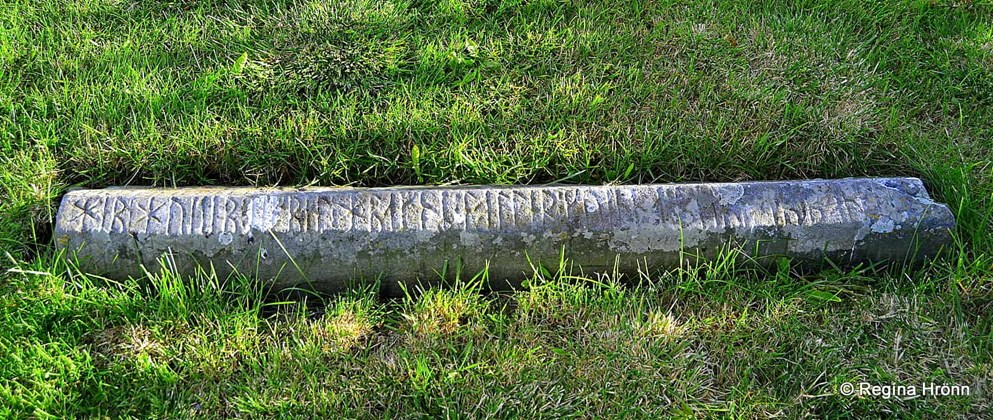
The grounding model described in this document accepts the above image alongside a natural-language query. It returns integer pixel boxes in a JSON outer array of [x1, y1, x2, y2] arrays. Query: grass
[[1, 0, 992, 416]]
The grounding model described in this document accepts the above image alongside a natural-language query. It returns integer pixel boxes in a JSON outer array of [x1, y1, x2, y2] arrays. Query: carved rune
[[70, 198, 102, 224]]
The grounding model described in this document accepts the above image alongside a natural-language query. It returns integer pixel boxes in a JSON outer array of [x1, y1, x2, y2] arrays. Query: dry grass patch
[[90, 324, 167, 367], [309, 308, 376, 353], [401, 287, 489, 339]]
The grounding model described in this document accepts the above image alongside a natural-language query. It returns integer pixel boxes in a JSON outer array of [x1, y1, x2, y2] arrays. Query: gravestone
[[55, 178, 955, 294]]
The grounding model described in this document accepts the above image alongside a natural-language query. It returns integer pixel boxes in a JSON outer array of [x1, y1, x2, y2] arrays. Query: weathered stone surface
[[55, 178, 955, 294]]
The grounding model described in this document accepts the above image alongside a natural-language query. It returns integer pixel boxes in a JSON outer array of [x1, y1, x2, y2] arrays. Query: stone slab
[[54, 178, 955, 294]]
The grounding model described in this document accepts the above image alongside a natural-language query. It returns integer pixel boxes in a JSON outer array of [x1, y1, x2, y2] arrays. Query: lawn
[[2, 0, 992, 416]]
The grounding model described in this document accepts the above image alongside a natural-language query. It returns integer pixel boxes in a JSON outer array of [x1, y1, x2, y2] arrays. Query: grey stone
[[54, 178, 955, 294]]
